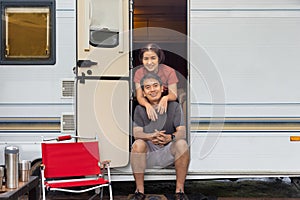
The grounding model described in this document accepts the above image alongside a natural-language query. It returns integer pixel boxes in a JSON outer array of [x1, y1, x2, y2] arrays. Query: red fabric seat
[[41, 141, 112, 200]]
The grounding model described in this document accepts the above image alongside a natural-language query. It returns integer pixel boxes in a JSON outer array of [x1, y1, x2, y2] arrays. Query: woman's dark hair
[[140, 73, 163, 91], [138, 43, 165, 64]]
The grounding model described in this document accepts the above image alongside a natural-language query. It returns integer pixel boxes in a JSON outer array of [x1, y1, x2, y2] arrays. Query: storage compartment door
[[77, 80, 129, 167]]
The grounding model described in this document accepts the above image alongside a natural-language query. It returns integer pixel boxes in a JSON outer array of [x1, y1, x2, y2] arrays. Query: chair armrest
[[99, 160, 111, 169], [40, 163, 45, 170], [98, 160, 112, 182], [101, 160, 111, 165]]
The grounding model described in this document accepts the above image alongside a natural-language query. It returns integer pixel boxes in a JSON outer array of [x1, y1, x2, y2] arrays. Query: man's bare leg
[[130, 139, 148, 193], [172, 139, 190, 193]]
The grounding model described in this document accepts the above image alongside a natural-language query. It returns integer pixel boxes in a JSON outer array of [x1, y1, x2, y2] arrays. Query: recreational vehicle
[[1, 0, 300, 185]]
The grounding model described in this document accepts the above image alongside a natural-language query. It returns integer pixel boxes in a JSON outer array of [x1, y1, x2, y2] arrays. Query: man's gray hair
[[140, 73, 163, 91]]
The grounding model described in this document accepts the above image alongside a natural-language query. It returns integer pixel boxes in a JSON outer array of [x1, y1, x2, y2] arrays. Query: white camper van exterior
[[1, 0, 300, 181]]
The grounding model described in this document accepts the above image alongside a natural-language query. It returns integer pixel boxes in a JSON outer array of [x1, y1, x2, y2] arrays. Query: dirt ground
[[45, 177, 300, 200], [120, 178, 300, 198]]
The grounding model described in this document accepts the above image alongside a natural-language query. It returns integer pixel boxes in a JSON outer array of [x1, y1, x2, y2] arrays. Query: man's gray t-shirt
[[133, 101, 185, 168], [133, 101, 184, 134]]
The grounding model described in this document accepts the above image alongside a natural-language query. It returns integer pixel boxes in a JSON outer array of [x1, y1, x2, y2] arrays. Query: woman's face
[[142, 50, 159, 72]]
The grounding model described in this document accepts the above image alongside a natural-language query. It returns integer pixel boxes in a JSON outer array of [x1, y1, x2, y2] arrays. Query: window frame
[[0, 0, 56, 65]]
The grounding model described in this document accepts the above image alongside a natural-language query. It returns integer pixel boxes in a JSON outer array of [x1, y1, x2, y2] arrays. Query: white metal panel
[[191, 104, 300, 118], [56, 0, 75, 10], [190, 10, 300, 118], [0, 7, 75, 117], [191, 0, 300, 10], [0, 104, 73, 118], [189, 132, 300, 174]]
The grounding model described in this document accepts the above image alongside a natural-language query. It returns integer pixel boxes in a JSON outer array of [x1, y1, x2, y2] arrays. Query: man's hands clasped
[[150, 130, 172, 146]]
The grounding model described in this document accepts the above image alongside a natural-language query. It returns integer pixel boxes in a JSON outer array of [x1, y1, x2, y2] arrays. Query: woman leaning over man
[[134, 43, 179, 121]]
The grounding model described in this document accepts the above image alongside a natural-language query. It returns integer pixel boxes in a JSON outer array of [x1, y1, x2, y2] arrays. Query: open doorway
[[132, 0, 187, 78], [131, 0, 188, 140]]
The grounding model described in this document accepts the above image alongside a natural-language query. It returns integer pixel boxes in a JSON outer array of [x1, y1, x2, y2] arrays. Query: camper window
[[0, 0, 55, 65]]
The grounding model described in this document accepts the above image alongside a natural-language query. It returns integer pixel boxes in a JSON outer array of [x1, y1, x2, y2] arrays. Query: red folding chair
[[40, 135, 113, 200]]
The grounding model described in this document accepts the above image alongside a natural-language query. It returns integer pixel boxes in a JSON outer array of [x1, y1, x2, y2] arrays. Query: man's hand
[[151, 130, 171, 146]]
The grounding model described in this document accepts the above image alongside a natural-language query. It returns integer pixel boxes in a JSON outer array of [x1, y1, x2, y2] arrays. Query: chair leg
[[100, 187, 104, 200], [42, 189, 46, 200], [88, 193, 98, 200], [87, 188, 101, 200], [41, 173, 46, 200], [109, 184, 113, 200]]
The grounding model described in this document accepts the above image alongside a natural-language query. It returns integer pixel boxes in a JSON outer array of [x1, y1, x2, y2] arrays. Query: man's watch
[[171, 134, 176, 141]]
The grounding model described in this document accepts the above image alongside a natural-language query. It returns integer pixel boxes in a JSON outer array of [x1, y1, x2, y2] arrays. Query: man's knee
[[131, 139, 148, 153], [174, 139, 188, 150], [172, 139, 189, 156]]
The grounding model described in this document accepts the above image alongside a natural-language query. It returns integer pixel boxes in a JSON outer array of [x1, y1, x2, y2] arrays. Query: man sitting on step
[[130, 73, 190, 200]]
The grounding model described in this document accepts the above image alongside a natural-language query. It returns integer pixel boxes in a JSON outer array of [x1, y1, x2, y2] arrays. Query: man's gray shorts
[[146, 141, 175, 168]]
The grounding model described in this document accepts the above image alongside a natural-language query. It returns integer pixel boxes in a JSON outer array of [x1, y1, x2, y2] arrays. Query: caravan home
[[1, 0, 300, 184]]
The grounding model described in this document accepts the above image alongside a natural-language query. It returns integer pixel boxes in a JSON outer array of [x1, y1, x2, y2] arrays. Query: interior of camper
[[132, 0, 188, 122], [133, 0, 187, 78]]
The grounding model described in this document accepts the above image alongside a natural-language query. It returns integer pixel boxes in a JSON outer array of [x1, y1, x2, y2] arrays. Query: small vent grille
[[61, 114, 75, 132], [62, 80, 74, 97]]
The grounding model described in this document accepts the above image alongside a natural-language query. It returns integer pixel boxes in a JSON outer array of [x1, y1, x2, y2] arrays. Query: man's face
[[142, 78, 163, 104]]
